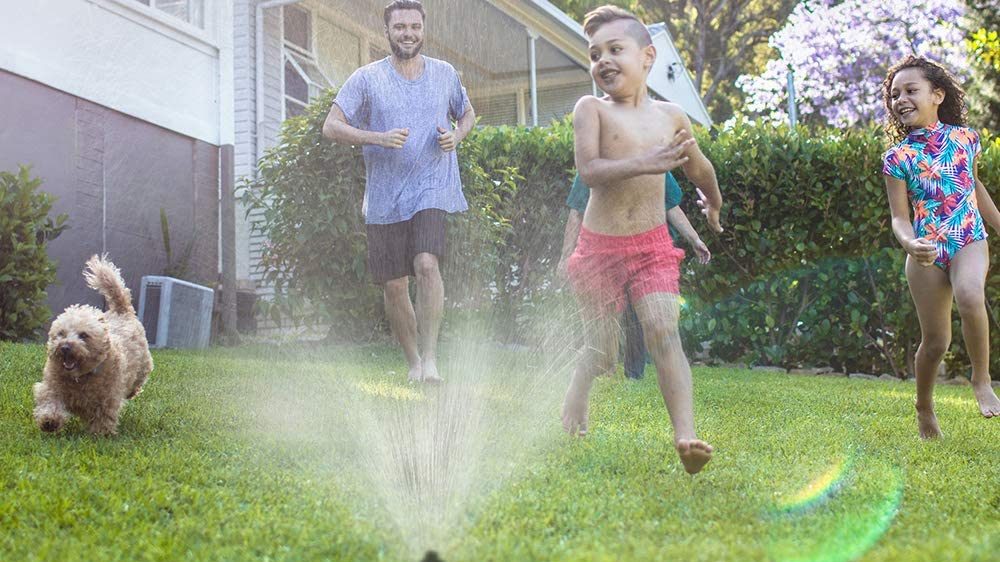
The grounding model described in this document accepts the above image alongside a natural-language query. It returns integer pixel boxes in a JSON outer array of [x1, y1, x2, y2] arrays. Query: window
[[132, 0, 204, 28], [284, 5, 311, 52], [282, 6, 331, 119]]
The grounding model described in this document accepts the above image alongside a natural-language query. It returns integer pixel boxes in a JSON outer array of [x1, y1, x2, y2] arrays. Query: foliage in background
[[737, 0, 967, 127], [965, 0, 1000, 132], [240, 90, 515, 340], [243, 90, 1000, 378], [0, 166, 68, 341], [547, 0, 797, 123], [454, 122, 575, 335]]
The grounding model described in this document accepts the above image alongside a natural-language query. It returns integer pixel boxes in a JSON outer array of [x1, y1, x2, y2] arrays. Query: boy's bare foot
[[676, 439, 713, 474], [421, 361, 443, 384], [407, 364, 423, 383], [561, 380, 590, 436], [972, 382, 1000, 417], [915, 402, 942, 439]]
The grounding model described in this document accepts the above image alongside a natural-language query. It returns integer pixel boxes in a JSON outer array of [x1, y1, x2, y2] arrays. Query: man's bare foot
[[407, 364, 423, 383], [561, 378, 590, 436], [421, 361, 443, 384], [972, 382, 1000, 417], [676, 439, 713, 474], [915, 402, 942, 439]]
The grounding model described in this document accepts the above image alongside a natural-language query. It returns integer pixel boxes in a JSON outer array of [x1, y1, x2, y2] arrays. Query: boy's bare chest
[[600, 108, 674, 157]]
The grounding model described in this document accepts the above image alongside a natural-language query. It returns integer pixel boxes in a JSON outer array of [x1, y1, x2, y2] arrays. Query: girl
[[882, 55, 1000, 438]]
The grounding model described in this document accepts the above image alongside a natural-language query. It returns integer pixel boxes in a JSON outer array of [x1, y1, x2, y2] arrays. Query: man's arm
[[438, 106, 476, 152], [322, 103, 408, 148], [573, 96, 693, 189], [673, 111, 723, 233]]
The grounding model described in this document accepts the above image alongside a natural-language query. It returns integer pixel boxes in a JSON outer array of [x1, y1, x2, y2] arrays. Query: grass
[[1, 339, 997, 561]]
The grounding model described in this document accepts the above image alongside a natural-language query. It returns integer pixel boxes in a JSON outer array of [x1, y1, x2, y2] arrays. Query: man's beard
[[389, 38, 422, 60]]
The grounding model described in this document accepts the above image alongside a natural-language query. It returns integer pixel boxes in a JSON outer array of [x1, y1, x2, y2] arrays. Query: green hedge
[[0, 166, 68, 341], [243, 92, 1000, 378]]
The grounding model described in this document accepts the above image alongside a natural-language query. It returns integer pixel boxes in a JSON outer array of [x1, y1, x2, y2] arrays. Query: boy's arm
[[667, 207, 711, 264], [323, 103, 408, 148], [557, 209, 584, 280], [573, 96, 693, 188], [886, 176, 936, 265], [673, 111, 724, 233], [973, 155, 1000, 232]]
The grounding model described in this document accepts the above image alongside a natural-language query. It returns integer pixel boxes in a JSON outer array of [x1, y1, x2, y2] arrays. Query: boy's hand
[[695, 188, 724, 233], [692, 238, 711, 264], [905, 237, 938, 266], [641, 130, 695, 174], [438, 126, 458, 152], [378, 128, 409, 149]]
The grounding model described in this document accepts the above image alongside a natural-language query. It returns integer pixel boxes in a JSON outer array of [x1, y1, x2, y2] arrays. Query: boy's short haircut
[[383, 0, 425, 26], [582, 5, 651, 47]]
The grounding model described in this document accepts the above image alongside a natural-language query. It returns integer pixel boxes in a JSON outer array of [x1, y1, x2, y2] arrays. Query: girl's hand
[[692, 238, 711, 264], [906, 237, 938, 266]]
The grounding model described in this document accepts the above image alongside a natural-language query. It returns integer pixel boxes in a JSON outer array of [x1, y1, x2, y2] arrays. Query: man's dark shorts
[[366, 209, 447, 284]]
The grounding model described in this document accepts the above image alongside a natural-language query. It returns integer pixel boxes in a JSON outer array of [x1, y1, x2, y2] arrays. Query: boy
[[556, 172, 711, 380], [562, 5, 723, 475]]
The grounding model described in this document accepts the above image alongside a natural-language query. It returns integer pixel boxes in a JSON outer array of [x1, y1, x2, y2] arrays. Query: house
[[0, 0, 709, 325], [236, 0, 711, 298], [0, 0, 233, 314]]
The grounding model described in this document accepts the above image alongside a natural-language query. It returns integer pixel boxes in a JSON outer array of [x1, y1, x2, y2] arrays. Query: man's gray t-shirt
[[335, 56, 471, 225]]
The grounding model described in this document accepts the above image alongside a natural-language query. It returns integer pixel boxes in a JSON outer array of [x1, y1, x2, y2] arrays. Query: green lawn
[[1, 339, 997, 561]]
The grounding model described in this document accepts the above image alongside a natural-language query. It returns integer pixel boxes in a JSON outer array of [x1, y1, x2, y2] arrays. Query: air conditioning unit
[[138, 276, 214, 349]]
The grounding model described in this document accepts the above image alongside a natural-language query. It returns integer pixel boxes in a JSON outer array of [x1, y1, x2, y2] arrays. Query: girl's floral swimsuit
[[883, 121, 987, 271]]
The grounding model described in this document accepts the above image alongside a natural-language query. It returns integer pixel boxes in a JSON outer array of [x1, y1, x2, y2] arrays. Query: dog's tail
[[83, 254, 134, 315]]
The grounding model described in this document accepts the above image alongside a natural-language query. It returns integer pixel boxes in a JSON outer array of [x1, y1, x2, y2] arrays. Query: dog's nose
[[59, 344, 71, 356]]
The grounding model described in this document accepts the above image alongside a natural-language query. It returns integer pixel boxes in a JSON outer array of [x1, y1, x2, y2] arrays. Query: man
[[322, 0, 475, 383]]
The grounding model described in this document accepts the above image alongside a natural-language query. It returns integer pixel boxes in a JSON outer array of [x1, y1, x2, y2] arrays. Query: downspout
[[527, 29, 538, 127]]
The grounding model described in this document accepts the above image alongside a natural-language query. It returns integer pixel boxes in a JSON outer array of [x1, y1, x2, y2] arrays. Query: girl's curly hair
[[882, 55, 966, 144]]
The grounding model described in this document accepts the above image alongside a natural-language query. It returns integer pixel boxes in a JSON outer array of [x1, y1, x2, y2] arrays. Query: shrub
[[0, 166, 68, 341], [243, 95, 1000, 378], [241, 90, 514, 340]]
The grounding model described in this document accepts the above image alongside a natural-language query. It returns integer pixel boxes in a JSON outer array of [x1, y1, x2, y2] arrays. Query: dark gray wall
[[0, 70, 218, 317]]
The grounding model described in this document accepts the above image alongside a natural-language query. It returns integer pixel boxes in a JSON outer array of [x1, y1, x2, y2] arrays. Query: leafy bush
[[243, 93, 1000, 378], [241, 90, 514, 340], [0, 166, 68, 341]]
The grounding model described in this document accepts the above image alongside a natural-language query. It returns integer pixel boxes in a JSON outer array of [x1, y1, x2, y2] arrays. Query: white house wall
[[234, 0, 283, 282], [0, 0, 224, 145]]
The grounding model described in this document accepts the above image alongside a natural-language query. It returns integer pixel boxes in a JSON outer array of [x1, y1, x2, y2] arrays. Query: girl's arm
[[886, 176, 937, 265], [973, 154, 1000, 232]]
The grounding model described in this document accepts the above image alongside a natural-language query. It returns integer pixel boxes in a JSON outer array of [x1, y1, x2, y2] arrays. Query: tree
[[548, 0, 798, 122], [966, 0, 1000, 132], [737, 0, 968, 127]]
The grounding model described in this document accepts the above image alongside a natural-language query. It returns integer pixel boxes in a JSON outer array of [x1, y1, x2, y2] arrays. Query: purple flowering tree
[[737, 0, 968, 127]]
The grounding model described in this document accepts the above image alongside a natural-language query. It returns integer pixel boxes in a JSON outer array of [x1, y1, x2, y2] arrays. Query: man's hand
[[905, 237, 938, 266], [639, 129, 695, 174], [378, 128, 409, 149], [695, 188, 723, 233], [438, 126, 459, 152]]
